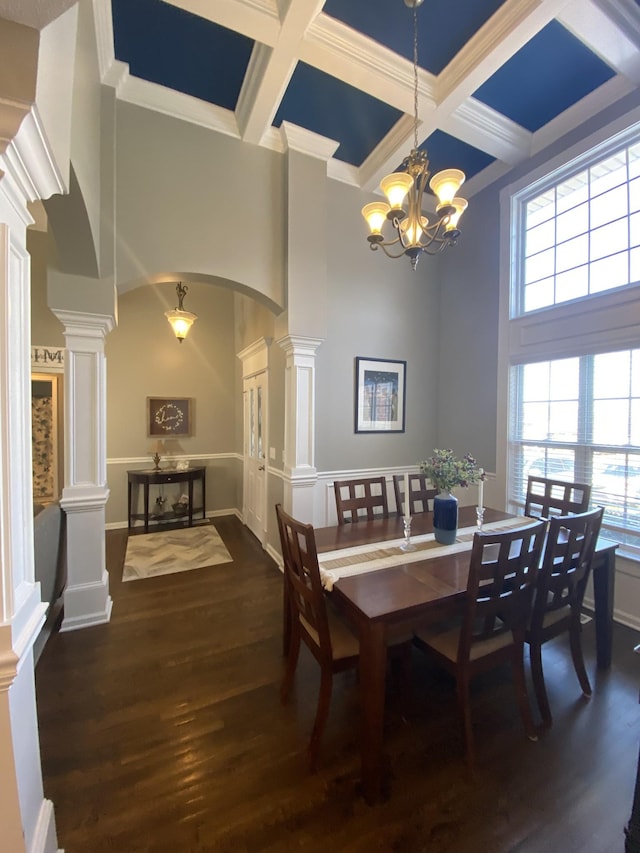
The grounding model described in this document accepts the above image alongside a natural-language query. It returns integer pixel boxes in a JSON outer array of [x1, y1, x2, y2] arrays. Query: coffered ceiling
[[80, 0, 640, 197]]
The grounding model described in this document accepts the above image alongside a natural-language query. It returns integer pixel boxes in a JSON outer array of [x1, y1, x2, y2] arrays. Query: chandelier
[[361, 0, 468, 270], [165, 282, 197, 342]]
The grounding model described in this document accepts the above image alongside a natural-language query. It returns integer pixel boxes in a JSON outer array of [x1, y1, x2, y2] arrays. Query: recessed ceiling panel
[[323, 0, 507, 75], [274, 62, 402, 166], [473, 21, 616, 132], [112, 0, 253, 110], [421, 131, 496, 183]]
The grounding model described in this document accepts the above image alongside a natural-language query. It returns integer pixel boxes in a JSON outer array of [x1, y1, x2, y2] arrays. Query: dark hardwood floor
[[36, 516, 640, 852]]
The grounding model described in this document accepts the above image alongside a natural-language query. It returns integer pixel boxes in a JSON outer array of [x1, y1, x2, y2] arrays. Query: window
[[509, 350, 640, 550], [514, 139, 640, 317], [505, 115, 640, 555]]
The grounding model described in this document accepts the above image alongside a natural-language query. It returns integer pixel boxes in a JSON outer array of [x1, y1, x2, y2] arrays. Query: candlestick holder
[[400, 516, 417, 552], [476, 506, 485, 532]]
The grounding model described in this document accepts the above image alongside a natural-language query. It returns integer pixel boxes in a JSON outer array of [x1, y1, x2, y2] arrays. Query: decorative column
[[0, 135, 62, 853], [277, 334, 323, 523], [52, 310, 113, 631]]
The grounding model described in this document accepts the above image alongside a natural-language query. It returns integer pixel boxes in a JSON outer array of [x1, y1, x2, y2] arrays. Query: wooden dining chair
[[413, 519, 546, 771], [333, 476, 389, 524], [524, 475, 591, 520], [275, 504, 360, 771], [526, 506, 604, 728], [392, 473, 437, 515]]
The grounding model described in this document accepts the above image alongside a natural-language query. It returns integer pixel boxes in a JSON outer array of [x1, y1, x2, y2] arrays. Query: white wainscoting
[[313, 467, 497, 529]]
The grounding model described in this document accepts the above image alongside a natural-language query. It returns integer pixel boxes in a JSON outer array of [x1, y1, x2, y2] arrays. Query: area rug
[[123, 525, 233, 582]]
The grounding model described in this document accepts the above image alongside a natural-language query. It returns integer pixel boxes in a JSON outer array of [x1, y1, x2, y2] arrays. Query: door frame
[[238, 337, 271, 545]]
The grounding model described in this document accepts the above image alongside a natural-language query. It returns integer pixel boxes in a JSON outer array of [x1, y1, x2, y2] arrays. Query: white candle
[[404, 472, 410, 519], [478, 469, 484, 510]]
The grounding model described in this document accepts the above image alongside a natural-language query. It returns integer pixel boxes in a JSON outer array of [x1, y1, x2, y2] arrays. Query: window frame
[[498, 106, 640, 559], [511, 124, 640, 319]]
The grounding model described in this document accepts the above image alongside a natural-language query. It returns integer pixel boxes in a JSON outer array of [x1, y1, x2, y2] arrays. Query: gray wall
[[115, 102, 286, 310], [316, 178, 441, 471], [105, 280, 244, 523]]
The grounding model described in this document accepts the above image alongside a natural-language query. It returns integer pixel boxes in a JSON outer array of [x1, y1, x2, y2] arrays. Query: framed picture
[[147, 397, 193, 437], [355, 357, 406, 433]]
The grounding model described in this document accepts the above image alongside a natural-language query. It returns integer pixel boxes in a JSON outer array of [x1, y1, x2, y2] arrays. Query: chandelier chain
[[412, 2, 419, 150], [360, 0, 467, 269]]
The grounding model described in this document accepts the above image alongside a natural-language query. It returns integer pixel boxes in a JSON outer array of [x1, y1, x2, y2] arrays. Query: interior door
[[243, 371, 267, 543]]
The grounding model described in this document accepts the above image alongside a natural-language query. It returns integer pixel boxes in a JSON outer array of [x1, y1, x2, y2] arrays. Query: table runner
[[318, 517, 529, 590]]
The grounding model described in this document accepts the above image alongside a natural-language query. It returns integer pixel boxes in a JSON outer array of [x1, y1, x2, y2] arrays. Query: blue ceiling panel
[[274, 62, 402, 166], [112, 0, 253, 110], [473, 21, 616, 132], [323, 0, 507, 75], [420, 130, 496, 183]]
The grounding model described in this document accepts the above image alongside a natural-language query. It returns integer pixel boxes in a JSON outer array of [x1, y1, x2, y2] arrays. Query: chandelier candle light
[[361, 0, 468, 270]]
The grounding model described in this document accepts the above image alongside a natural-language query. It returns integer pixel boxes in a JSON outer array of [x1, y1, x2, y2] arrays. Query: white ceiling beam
[[303, 15, 424, 115], [236, 0, 325, 144], [161, 0, 280, 45], [435, 0, 571, 115], [444, 100, 533, 166], [558, 0, 640, 84]]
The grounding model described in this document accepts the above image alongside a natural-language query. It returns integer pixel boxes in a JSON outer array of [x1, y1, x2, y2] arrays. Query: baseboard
[[106, 508, 242, 531]]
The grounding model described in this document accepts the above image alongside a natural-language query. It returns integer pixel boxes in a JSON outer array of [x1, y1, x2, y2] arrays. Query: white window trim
[[497, 104, 640, 559]]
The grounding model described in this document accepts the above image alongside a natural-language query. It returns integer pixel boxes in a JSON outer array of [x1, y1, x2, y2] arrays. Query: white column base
[[60, 490, 112, 632]]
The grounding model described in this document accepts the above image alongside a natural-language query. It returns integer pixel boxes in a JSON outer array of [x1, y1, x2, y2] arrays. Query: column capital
[[276, 334, 324, 358], [51, 309, 115, 341]]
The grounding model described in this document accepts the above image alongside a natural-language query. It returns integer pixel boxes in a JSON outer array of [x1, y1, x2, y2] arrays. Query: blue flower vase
[[433, 491, 458, 545]]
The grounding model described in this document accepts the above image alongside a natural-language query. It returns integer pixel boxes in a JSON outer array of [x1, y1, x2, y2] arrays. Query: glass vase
[[433, 491, 458, 544]]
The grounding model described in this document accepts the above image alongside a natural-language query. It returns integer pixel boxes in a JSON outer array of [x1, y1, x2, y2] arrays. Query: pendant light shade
[[165, 282, 197, 343]]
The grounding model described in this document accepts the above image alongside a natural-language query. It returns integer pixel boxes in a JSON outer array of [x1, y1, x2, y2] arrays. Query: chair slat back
[[392, 473, 437, 515], [532, 506, 604, 624], [333, 477, 389, 525], [524, 475, 591, 520], [276, 504, 331, 657], [460, 520, 546, 656]]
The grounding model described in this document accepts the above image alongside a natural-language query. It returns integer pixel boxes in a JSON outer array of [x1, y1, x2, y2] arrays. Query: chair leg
[[456, 673, 476, 773], [308, 667, 333, 772], [529, 641, 552, 728], [511, 646, 538, 741], [569, 613, 592, 697], [280, 630, 301, 704]]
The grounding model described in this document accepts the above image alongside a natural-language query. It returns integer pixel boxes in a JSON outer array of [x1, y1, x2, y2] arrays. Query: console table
[[127, 467, 206, 532]]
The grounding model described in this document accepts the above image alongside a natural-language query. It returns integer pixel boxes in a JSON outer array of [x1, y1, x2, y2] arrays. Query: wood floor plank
[[36, 516, 640, 852]]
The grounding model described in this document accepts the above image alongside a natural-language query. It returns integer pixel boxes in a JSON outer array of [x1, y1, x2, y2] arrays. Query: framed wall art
[[147, 397, 193, 437], [354, 357, 406, 434]]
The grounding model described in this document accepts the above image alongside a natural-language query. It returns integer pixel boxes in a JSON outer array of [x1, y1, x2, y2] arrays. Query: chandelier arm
[[420, 236, 456, 256], [370, 241, 413, 260]]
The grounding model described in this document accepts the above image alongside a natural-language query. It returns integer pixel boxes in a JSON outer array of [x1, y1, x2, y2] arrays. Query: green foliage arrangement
[[420, 448, 484, 494]]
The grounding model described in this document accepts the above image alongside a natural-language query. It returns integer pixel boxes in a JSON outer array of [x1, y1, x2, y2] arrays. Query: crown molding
[[117, 73, 240, 139], [446, 98, 532, 166], [279, 121, 339, 161], [0, 107, 66, 203]]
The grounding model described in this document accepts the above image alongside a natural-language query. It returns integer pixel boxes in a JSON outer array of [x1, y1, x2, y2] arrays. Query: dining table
[[310, 504, 618, 804]]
